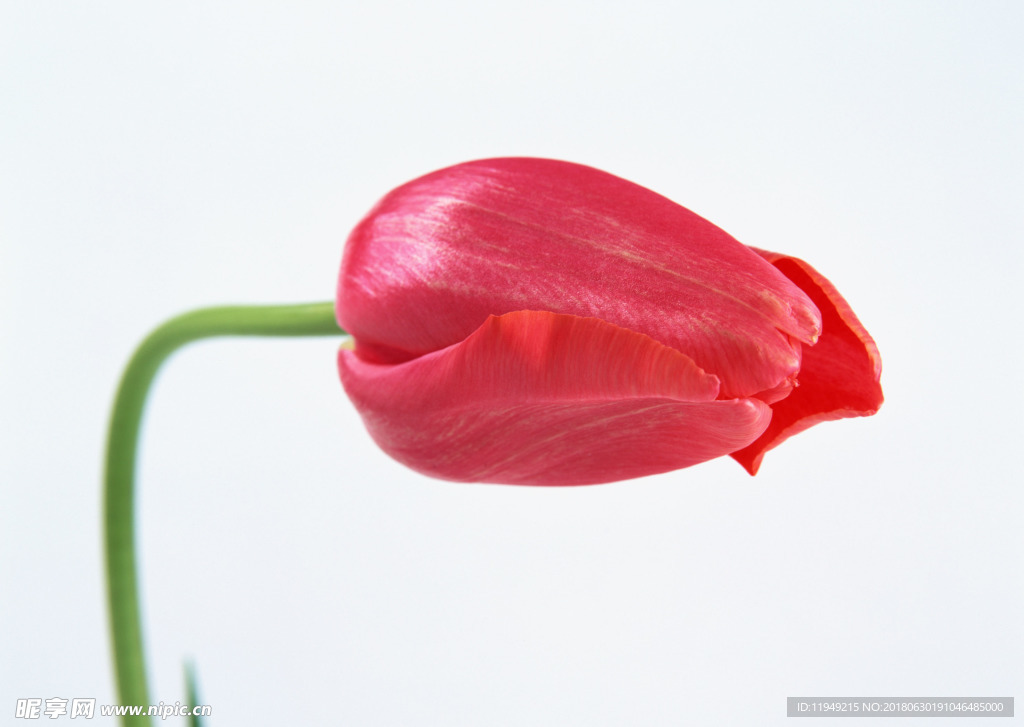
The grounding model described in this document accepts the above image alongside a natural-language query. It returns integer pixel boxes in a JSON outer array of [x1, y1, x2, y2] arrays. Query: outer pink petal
[[337, 158, 821, 400], [731, 251, 884, 475], [340, 310, 771, 485]]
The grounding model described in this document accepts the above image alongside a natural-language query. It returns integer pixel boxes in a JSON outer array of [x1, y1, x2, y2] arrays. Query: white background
[[2, 2, 1022, 724]]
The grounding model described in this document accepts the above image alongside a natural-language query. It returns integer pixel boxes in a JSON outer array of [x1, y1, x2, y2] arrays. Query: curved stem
[[104, 302, 343, 725]]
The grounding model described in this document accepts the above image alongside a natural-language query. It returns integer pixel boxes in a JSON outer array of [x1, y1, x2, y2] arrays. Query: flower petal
[[730, 250, 884, 475], [339, 310, 772, 485], [337, 158, 821, 399]]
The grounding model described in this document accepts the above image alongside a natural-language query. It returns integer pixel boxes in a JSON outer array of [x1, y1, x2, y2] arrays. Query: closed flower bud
[[336, 158, 882, 485]]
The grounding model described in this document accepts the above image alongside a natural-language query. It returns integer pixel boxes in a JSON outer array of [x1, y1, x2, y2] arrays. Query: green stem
[[104, 303, 343, 725]]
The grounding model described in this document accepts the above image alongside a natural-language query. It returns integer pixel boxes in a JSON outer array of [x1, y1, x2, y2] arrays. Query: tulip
[[336, 158, 882, 485]]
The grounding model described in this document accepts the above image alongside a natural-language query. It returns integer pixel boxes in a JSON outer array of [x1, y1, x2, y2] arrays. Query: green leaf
[[185, 660, 205, 727]]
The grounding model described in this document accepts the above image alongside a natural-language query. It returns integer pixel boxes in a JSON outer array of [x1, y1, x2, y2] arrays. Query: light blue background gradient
[[2, 1, 1021, 724]]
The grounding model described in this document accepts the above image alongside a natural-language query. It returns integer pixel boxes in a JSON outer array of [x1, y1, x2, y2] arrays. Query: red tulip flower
[[101, 157, 884, 716], [336, 158, 882, 485]]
